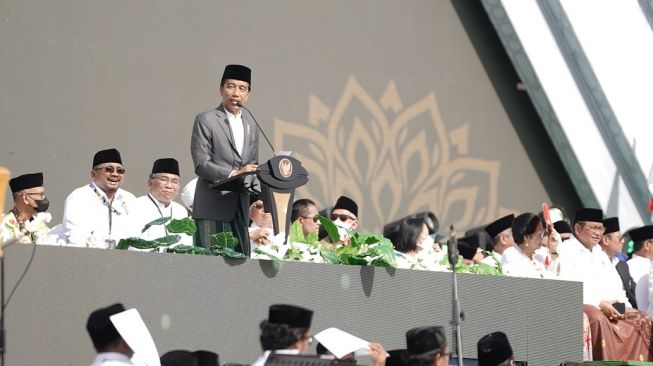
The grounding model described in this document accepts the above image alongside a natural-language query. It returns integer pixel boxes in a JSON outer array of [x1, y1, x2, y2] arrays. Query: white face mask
[[419, 236, 435, 253], [333, 219, 352, 230]]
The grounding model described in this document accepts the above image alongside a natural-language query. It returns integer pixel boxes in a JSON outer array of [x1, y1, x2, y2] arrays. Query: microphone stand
[[448, 225, 463, 366], [236, 103, 276, 156]]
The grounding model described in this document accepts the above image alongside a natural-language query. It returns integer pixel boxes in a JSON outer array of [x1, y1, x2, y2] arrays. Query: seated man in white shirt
[[86, 303, 134, 366], [132, 158, 192, 247], [627, 225, 653, 313], [482, 214, 515, 267], [252, 304, 314, 366], [62, 148, 136, 248], [558, 208, 653, 361]]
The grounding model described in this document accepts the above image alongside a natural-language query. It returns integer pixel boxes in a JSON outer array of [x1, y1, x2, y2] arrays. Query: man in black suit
[[191, 64, 259, 254], [600, 217, 637, 309]]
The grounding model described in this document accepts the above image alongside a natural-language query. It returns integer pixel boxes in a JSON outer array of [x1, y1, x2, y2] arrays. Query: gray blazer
[[190, 104, 259, 221]]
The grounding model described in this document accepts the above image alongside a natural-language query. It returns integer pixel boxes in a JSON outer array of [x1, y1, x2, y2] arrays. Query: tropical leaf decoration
[[167, 245, 212, 255], [317, 215, 340, 243], [210, 232, 246, 259], [141, 216, 171, 233], [166, 217, 197, 236], [438, 254, 503, 276], [116, 237, 161, 250]]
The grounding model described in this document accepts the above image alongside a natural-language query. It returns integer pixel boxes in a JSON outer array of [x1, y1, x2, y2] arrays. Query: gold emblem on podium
[[279, 158, 293, 178]]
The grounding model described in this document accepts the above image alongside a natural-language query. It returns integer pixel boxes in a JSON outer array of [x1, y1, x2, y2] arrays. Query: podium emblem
[[279, 158, 293, 178]]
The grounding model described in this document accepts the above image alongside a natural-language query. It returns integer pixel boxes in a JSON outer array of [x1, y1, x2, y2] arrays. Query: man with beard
[[62, 148, 136, 248], [558, 208, 653, 360], [0, 172, 50, 244]]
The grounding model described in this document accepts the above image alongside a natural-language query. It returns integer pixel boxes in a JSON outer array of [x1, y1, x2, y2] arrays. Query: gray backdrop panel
[[4, 245, 582, 365], [1, 0, 550, 234]]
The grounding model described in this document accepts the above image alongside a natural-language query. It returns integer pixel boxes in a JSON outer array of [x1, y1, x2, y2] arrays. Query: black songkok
[[9, 172, 43, 194], [485, 214, 515, 239], [268, 304, 313, 329], [221, 64, 251, 85], [93, 148, 122, 167], [333, 196, 358, 217], [151, 158, 180, 176]]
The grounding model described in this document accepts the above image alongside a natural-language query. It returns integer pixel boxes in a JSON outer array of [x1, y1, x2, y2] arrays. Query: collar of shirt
[[225, 108, 242, 121], [148, 192, 171, 210], [631, 253, 651, 262]]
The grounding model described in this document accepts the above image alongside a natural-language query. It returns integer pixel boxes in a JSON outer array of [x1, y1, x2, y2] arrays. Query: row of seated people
[[87, 302, 517, 366]]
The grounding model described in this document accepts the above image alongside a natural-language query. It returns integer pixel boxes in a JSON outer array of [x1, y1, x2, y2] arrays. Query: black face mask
[[33, 197, 49, 212]]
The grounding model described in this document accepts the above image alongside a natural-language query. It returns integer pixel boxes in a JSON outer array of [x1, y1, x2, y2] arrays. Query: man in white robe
[[62, 148, 136, 248], [131, 158, 192, 247]]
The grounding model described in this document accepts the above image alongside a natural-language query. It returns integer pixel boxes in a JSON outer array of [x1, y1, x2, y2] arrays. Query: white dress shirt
[[225, 108, 245, 156], [62, 182, 136, 248], [501, 245, 544, 279], [558, 235, 630, 307], [481, 251, 502, 267], [89, 352, 134, 366], [629, 254, 652, 313], [131, 193, 192, 247]]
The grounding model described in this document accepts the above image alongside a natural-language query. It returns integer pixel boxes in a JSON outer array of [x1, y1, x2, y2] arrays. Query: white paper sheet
[[110, 308, 160, 366], [314, 327, 371, 359]]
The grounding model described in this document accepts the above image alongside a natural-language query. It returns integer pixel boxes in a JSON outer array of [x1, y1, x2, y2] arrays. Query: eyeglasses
[[24, 192, 45, 199], [303, 215, 319, 223], [584, 224, 606, 234], [94, 166, 126, 174], [153, 176, 180, 185], [331, 214, 355, 221], [253, 203, 264, 209]]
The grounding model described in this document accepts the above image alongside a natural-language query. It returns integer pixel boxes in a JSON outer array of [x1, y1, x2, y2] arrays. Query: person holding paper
[[86, 303, 134, 366], [190, 64, 259, 254], [252, 304, 313, 366]]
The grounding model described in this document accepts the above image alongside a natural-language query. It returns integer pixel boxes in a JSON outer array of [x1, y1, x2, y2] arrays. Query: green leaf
[[166, 217, 197, 235], [166, 245, 212, 255], [253, 247, 284, 263], [305, 230, 319, 244], [211, 245, 247, 259], [209, 231, 245, 258], [142, 216, 172, 233], [117, 237, 161, 250], [211, 232, 239, 249], [153, 235, 181, 245], [317, 214, 340, 243], [319, 244, 339, 264]]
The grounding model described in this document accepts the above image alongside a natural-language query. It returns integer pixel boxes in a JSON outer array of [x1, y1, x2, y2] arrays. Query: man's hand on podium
[[235, 164, 258, 176]]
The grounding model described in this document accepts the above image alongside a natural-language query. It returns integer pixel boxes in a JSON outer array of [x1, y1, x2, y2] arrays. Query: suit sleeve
[[191, 113, 233, 182]]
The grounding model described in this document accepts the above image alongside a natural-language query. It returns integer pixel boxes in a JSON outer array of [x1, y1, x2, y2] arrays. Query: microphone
[[447, 225, 458, 267], [236, 102, 276, 156]]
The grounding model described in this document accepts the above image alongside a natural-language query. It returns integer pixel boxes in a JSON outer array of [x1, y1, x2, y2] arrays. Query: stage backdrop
[[0, 0, 549, 233], [4, 245, 582, 365]]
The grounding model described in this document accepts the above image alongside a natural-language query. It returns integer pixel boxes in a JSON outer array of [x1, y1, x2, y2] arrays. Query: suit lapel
[[216, 105, 240, 157]]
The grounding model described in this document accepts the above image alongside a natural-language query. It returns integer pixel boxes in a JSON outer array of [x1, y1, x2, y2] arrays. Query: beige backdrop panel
[[0, 0, 549, 233]]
